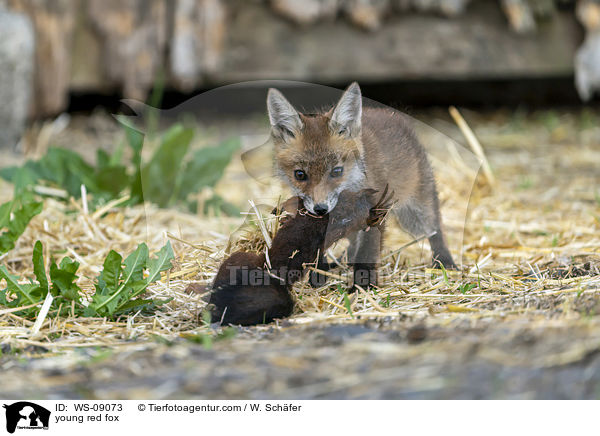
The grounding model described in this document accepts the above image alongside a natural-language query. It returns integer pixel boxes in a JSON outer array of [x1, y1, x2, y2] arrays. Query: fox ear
[[330, 82, 362, 138], [267, 88, 302, 143]]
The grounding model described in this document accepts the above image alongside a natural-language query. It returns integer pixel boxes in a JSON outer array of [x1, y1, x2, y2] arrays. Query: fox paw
[[353, 264, 378, 290], [432, 255, 457, 270]]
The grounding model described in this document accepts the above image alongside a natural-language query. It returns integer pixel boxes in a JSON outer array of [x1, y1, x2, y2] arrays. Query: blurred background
[[1, 0, 600, 135], [4, 0, 598, 221]]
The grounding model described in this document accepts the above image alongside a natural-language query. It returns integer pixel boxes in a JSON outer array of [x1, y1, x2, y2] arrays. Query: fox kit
[[266, 82, 456, 288]]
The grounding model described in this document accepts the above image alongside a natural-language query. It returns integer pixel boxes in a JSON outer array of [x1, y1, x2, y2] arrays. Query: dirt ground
[[1, 107, 599, 399]]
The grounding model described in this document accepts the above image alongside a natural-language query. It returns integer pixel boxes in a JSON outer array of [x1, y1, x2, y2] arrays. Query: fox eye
[[330, 166, 344, 178], [294, 170, 307, 181]]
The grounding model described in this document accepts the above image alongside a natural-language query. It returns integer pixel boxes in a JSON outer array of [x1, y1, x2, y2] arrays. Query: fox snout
[[305, 200, 331, 216], [302, 192, 339, 216], [313, 204, 328, 216]]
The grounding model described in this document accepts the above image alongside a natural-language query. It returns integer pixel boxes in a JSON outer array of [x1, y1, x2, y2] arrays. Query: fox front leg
[[308, 252, 330, 288], [352, 225, 383, 290]]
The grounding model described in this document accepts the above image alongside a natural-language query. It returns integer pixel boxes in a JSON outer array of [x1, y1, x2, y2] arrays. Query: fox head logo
[[267, 82, 366, 216]]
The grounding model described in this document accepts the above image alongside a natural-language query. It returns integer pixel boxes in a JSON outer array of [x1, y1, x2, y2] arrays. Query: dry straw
[[0, 111, 599, 351]]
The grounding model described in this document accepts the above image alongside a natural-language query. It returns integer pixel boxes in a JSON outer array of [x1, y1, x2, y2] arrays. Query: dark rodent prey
[[208, 188, 392, 325]]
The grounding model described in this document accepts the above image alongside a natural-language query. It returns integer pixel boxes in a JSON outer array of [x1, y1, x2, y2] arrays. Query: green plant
[[0, 240, 174, 319], [342, 292, 354, 318], [459, 283, 476, 295], [536, 110, 561, 132], [0, 123, 241, 214], [380, 293, 391, 308], [439, 263, 450, 285], [0, 197, 42, 255], [0, 147, 129, 206], [185, 327, 237, 350], [89, 241, 174, 317], [139, 127, 240, 211], [517, 176, 534, 190]]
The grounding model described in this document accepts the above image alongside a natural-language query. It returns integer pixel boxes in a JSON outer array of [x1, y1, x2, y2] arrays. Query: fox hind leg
[[429, 229, 456, 269], [393, 200, 456, 270]]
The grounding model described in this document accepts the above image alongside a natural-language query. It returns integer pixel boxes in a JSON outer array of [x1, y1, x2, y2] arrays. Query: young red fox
[[267, 82, 456, 288]]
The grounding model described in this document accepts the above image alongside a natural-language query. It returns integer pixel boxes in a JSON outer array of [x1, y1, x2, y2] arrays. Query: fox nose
[[313, 204, 328, 216]]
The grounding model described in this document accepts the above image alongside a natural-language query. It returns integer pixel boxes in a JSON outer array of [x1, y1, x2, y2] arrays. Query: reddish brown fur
[[269, 84, 456, 289], [275, 114, 364, 207]]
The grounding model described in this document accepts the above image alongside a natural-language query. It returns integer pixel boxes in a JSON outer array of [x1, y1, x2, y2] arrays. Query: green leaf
[[32, 241, 48, 294], [95, 250, 123, 296], [45, 148, 98, 197], [12, 166, 37, 198], [59, 256, 80, 275], [116, 298, 155, 312], [179, 137, 240, 200], [50, 257, 81, 302], [95, 165, 129, 197], [92, 244, 147, 315], [9, 201, 43, 236], [0, 122, 238, 212], [0, 200, 42, 255], [0, 200, 13, 228], [110, 141, 125, 167], [96, 146, 125, 170], [440, 263, 450, 285], [125, 127, 145, 203], [96, 149, 111, 169], [125, 125, 144, 160], [141, 125, 194, 207], [0, 265, 39, 307], [195, 193, 241, 216], [89, 241, 174, 317], [116, 296, 172, 314], [0, 239, 176, 320], [153, 297, 173, 306], [145, 241, 174, 285], [0, 166, 19, 184], [123, 242, 149, 284], [342, 292, 354, 319]]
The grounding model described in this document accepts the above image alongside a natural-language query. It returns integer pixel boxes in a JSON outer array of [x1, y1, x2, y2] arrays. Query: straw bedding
[[0, 109, 599, 356]]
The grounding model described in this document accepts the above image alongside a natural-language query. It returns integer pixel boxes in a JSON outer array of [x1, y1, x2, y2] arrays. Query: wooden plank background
[[4, 0, 589, 116]]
